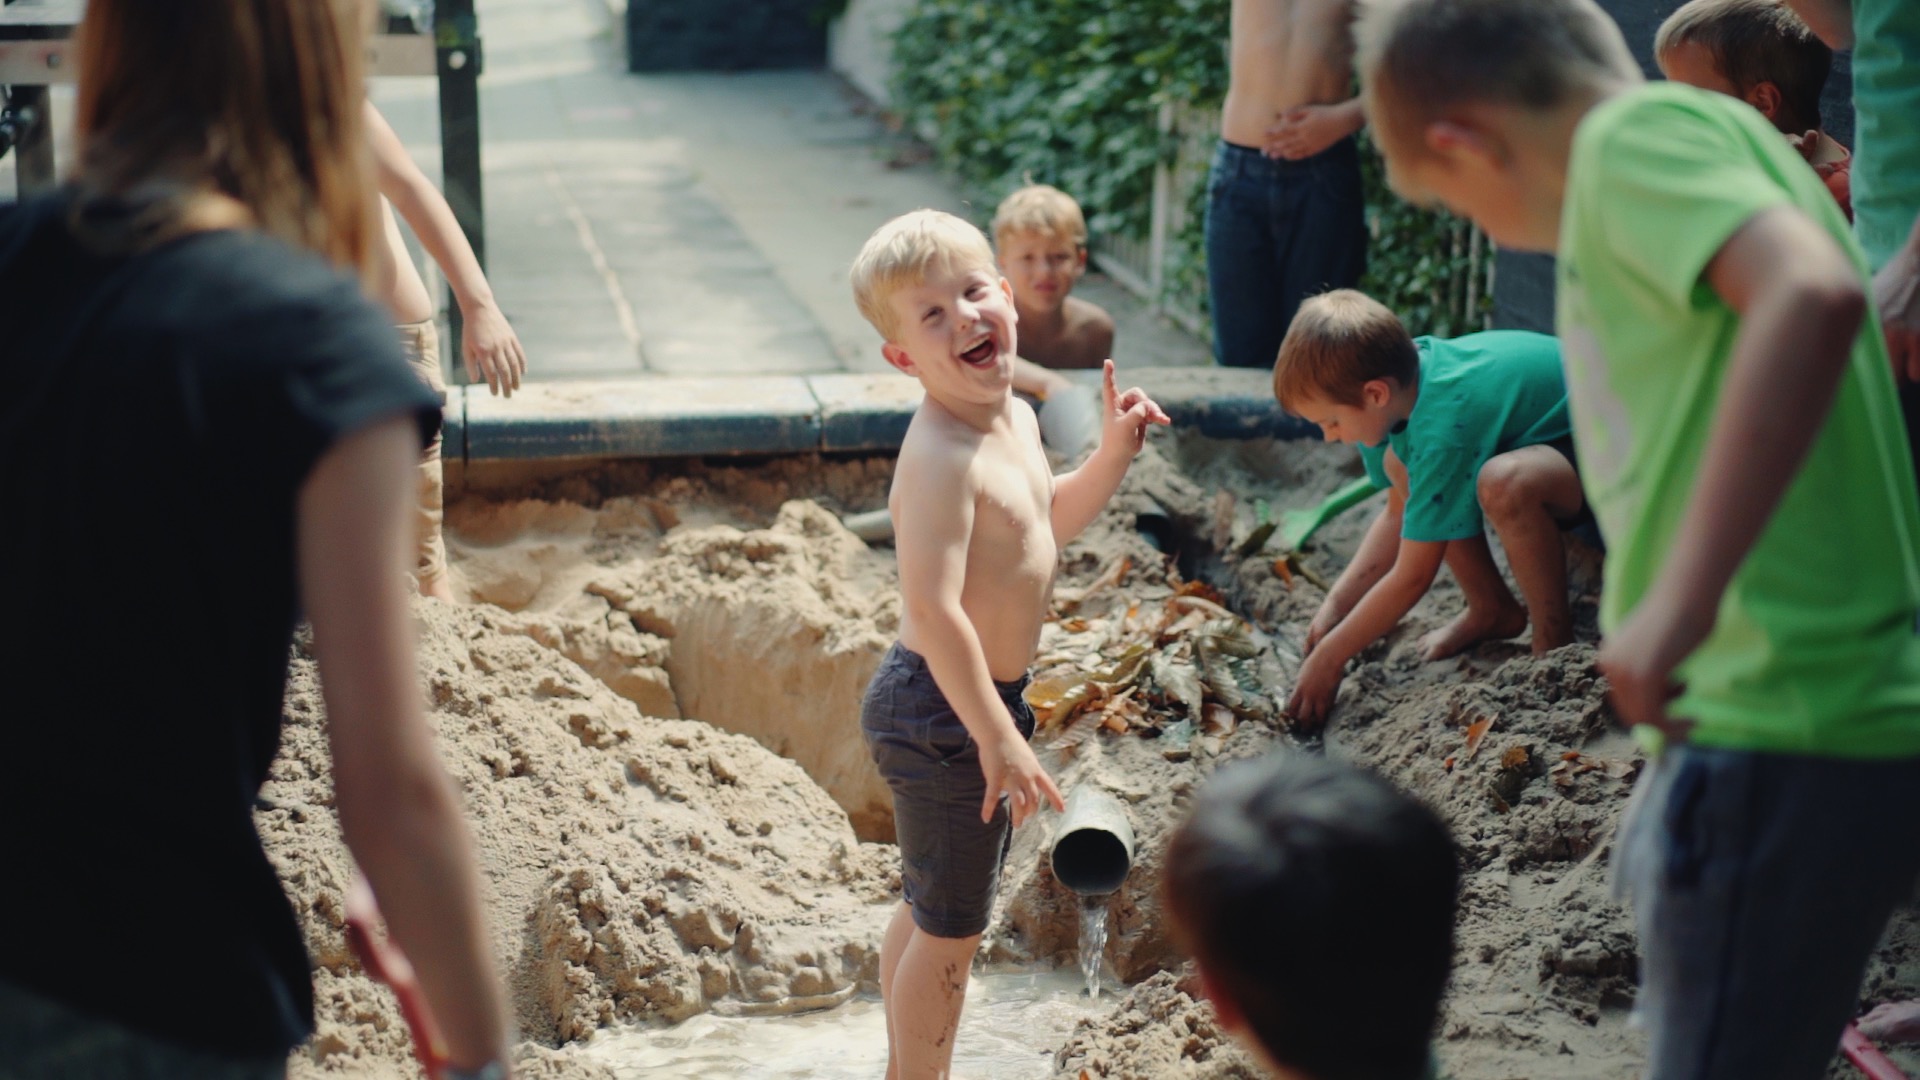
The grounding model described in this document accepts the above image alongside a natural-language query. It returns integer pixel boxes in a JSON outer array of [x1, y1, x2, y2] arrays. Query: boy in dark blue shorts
[[849, 210, 1168, 1078]]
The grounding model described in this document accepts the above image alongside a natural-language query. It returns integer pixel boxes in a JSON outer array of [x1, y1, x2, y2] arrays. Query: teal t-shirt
[[1557, 83, 1920, 758], [1851, 0, 1920, 272], [1355, 331, 1570, 543]]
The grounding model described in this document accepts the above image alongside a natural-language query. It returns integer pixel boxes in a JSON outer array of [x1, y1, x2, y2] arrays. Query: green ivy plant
[[888, 0, 1492, 339]]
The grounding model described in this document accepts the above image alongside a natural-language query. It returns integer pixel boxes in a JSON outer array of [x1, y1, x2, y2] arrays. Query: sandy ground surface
[[265, 431, 1920, 1078]]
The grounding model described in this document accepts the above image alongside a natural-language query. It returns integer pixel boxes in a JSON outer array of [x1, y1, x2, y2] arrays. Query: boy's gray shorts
[[862, 643, 1035, 939], [1613, 745, 1920, 1079]]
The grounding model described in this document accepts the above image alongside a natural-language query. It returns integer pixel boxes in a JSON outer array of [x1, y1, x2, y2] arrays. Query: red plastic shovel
[[343, 873, 450, 1078], [1843, 1022, 1911, 1080]]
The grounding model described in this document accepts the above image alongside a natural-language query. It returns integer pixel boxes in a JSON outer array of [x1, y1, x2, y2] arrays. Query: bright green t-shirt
[[1851, 0, 1920, 273], [1557, 83, 1920, 758], [1356, 332, 1570, 542]]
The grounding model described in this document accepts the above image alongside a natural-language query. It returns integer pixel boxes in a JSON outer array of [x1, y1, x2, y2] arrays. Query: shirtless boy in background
[[1208, 0, 1370, 369], [364, 101, 526, 599]]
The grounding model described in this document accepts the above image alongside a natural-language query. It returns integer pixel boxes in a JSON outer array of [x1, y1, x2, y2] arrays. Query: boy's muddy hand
[[1285, 649, 1343, 730], [1597, 602, 1703, 743], [462, 301, 528, 398], [1303, 602, 1344, 656], [981, 735, 1065, 827], [1100, 359, 1172, 456]]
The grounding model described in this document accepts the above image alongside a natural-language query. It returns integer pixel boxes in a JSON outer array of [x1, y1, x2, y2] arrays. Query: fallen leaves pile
[[1027, 557, 1297, 761]]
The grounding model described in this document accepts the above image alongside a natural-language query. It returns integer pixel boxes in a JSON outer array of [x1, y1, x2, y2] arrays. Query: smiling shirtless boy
[[850, 210, 1169, 1079]]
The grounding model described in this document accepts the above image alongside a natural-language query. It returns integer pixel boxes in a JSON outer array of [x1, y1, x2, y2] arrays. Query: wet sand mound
[[446, 460, 902, 841], [264, 600, 895, 1077], [254, 441, 1920, 1078]]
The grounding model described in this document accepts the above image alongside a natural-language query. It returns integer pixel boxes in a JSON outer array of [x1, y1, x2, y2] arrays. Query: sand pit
[[253, 438, 1920, 1078]]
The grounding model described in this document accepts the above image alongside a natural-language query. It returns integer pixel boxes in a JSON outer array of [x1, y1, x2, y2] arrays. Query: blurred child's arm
[[1288, 535, 1445, 727], [1052, 360, 1171, 545], [365, 102, 527, 398], [1599, 205, 1867, 737], [300, 418, 513, 1076], [1876, 214, 1920, 381], [1306, 477, 1406, 653], [1012, 356, 1074, 400], [894, 448, 1066, 826], [1265, 97, 1366, 161], [1781, 0, 1854, 48]]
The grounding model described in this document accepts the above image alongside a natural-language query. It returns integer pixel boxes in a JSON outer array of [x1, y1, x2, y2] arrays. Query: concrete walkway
[[370, 0, 1210, 384]]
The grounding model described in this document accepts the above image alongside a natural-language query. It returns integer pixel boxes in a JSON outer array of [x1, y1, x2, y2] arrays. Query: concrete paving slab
[[1126, 367, 1319, 442], [462, 376, 821, 460], [810, 372, 923, 451]]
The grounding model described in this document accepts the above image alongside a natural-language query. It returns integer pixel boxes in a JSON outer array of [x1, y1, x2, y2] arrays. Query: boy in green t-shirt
[[1274, 290, 1586, 727], [1356, 1, 1920, 1075]]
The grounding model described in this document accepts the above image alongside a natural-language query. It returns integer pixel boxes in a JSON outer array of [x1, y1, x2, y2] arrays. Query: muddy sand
[[263, 433, 1920, 1078]]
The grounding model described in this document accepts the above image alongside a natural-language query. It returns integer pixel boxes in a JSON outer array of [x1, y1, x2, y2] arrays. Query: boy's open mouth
[[959, 336, 997, 367]]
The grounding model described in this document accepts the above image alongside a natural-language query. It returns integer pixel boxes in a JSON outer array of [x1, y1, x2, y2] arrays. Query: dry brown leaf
[[1463, 716, 1494, 760], [1560, 750, 1582, 762], [1045, 710, 1102, 753], [1271, 556, 1295, 588], [1202, 703, 1237, 736], [1173, 580, 1227, 606], [1167, 593, 1239, 623], [1500, 745, 1530, 771], [1100, 712, 1130, 734], [1443, 755, 1456, 772]]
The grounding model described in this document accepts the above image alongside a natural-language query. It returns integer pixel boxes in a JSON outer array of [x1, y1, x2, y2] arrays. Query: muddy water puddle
[[577, 969, 1112, 1079]]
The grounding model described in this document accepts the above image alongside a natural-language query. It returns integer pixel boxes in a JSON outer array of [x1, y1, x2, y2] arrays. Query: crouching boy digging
[[850, 210, 1170, 1079], [1279, 290, 1585, 727]]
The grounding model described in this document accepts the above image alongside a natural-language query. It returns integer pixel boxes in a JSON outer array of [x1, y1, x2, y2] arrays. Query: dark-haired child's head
[[1164, 752, 1459, 1080], [1655, 0, 1831, 136], [1273, 289, 1420, 448], [1356, 0, 1642, 251]]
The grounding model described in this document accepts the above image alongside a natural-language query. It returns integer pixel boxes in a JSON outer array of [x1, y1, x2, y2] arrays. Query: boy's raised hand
[[1100, 359, 1172, 456], [980, 729, 1066, 828]]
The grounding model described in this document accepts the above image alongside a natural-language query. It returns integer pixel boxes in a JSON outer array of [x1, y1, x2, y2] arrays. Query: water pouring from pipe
[[1051, 787, 1136, 998]]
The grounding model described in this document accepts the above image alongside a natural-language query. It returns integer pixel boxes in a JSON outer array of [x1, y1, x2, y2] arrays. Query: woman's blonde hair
[[70, 0, 378, 275]]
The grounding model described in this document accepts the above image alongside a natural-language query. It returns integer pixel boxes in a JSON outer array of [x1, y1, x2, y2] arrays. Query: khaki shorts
[[398, 318, 447, 591]]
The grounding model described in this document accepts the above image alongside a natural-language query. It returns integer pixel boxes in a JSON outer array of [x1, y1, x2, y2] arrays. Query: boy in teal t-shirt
[[1274, 290, 1587, 727], [1357, 1, 1920, 1076]]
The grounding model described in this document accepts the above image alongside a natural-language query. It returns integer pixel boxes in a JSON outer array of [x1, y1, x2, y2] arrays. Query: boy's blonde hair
[[1273, 290, 1421, 409], [1655, 0, 1830, 135], [1357, 0, 1641, 178], [991, 184, 1089, 249], [851, 209, 998, 342]]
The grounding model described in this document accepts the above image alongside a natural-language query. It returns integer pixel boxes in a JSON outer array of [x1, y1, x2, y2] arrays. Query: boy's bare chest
[[970, 459, 1056, 573]]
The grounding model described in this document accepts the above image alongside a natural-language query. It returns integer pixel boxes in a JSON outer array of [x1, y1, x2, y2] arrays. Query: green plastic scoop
[[1277, 475, 1382, 551]]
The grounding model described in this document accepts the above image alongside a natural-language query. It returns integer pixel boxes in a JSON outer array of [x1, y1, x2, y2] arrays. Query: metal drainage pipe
[[1050, 786, 1136, 897]]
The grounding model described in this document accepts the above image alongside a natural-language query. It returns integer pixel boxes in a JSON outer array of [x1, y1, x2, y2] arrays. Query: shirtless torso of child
[[1019, 296, 1115, 371], [1221, 0, 1357, 148], [893, 402, 1058, 682], [368, 198, 434, 324]]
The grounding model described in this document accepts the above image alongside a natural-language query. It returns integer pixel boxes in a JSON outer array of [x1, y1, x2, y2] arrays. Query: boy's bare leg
[[889, 928, 981, 1079], [1422, 534, 1528, 659], [878, 901, 918, 1079], [1477, 446, 1585, 653]]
